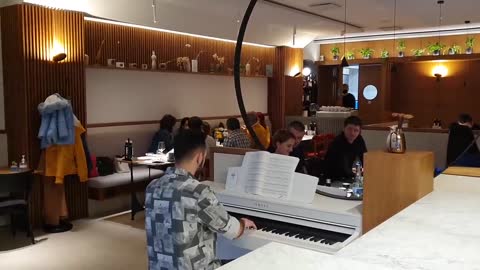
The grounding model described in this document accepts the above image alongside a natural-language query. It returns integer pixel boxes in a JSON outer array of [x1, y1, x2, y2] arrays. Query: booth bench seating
[[88, 167, 164, 201]]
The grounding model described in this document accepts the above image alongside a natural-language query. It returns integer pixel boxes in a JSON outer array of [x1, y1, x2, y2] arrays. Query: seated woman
[[270, 129, 296, 156], [177, 117, 189, 134], [148, 114, 177, 153], [223, 118, 251, 148]]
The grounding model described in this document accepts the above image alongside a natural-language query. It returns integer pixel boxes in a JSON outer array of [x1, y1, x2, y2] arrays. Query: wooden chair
[[0, 169, 35, 244]]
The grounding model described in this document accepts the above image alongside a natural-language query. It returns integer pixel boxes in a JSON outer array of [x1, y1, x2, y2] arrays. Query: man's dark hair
[[288, 121, 305, 132], [272, 129, 295, 145], [160, 114, 177, 132], [458, 113, 473, 124], [344, 116, 362, 127], [188, 116, 203, 132], [173, 130, 206, 162], [202, 121, 211, 136], [227, 118, 240, 130], [342, 89, 349, 94]]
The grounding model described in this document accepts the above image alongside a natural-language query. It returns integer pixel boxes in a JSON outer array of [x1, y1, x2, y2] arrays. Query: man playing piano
[[324, 116, 367, 181], [145, 130, 256, 270]]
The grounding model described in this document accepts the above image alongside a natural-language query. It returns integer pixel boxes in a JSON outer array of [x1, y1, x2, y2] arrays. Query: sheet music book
[[237, 151, 299, 199]]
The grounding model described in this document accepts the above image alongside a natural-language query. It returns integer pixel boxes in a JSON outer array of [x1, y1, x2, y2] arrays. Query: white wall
[[303, 42, 320, 61], [86, 68, 268, 124]]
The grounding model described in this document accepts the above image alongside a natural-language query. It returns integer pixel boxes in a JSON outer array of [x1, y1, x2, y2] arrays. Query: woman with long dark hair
[[148, 114, 177, 153]]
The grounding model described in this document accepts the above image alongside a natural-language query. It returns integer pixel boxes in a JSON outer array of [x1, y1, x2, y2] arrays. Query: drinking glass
[[157, 141, 165, 154]]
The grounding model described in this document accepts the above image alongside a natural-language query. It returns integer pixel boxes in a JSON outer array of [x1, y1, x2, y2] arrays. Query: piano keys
[[203, 181, 362, 257]]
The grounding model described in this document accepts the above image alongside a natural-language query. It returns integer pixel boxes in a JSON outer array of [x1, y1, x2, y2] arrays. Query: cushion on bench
[[88, 167, 164, 189]]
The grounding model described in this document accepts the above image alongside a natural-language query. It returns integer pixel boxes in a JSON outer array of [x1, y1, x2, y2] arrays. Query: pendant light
[[152, 0, 157, 23], [391, 0, 398, 72], [340, 0, 349, 67]]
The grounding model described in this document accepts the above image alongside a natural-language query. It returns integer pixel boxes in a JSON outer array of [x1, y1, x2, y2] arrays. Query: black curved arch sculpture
[[233, 0, 265, 150]]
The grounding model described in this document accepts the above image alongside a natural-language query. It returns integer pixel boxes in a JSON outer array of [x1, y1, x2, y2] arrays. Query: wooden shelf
[[85, 65, 268, 79], [317, 53, 480, 66]]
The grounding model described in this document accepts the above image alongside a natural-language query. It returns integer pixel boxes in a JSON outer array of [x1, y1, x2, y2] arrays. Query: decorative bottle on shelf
[[124, 138, 133, 160], [19, 155, 28, 169], [151, 51, 157, 70]]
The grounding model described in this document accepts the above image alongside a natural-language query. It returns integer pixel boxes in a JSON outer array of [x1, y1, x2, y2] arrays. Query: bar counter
[[219, 173, 480, 269]]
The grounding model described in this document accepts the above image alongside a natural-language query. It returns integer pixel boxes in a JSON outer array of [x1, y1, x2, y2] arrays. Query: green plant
[[331, 45, 340, 56], [396, 40, 406, 52], [411, 48, 425, 56], [380, 49, 389, 58], [448, 44, 461, 54], [427, 42, 446, 54], [359, 48, 374, 58], [466, 37, 475, 48], [345, 50, 355, 59]]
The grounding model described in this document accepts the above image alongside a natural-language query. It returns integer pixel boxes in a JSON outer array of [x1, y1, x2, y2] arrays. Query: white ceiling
[[16, 0, 480, 47]]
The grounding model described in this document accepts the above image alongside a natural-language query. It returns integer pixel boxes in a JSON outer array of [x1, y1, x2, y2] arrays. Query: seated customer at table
[[288, 121, 307, 173], [324, 116, 367, 180], [447, 113, 480, 166], [148, 114, 176, 153], [176, 117, 190, 134], [223, 118, 251, 148], [269, 129, 296, 156], [245, 111, 270, 149], [189, 116, 216, 154]]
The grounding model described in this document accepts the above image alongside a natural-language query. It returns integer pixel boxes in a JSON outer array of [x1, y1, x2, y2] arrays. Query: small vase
[[363, 56, 370, 59], [466, 47, 473, 54], [398, 51, 404, 57], [333, 55, 339, 61], [191, 59, 198, 72], [433, 50, 440, 56], [184, 58, 191, 72], [84, 54, 89, 66], [448, 48, 455, 55], [245, 63, 251, 76]]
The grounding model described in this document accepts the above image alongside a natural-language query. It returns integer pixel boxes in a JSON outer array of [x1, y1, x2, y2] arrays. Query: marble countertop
[[219, 173, 480, 270]]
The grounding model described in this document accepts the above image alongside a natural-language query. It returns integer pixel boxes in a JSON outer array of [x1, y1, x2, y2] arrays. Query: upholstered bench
[[88, 167, 164, 200]]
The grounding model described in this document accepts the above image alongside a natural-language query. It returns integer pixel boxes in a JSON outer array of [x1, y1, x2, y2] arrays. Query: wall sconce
[[289, 66, 301, 77], [432, 65, 448, 81], [51, 39, 67, 62]]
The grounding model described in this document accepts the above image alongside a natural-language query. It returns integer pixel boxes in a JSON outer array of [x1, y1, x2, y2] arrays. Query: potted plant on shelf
[[331, 45, 340, 60], [427, 42, 445, 56], [411, 48, 425, 57], [346, 50, 355, 60], [447, 44, 461, 55], [465, 37, 475, 54], [380, 49, 389, 58], [360, 48, 374, 59], [397, 40, 406, 57]]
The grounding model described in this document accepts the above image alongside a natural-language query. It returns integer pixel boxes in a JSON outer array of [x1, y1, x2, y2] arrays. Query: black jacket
[[447, 123, 479, 165], [342, 93, 356, 108], [324, 133, 367, 180]]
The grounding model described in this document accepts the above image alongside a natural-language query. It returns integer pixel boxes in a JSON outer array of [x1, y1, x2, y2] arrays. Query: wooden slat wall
[[1, 4, 88, 225], [84, 21, 275, 76], [268, 47, 303, 131]]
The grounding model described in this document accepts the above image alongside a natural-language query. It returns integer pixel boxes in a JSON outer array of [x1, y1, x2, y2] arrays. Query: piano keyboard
[[229, 212, 352, 253]]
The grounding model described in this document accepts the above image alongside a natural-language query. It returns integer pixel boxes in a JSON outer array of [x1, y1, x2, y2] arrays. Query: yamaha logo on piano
[[253, 201, 269, 209]]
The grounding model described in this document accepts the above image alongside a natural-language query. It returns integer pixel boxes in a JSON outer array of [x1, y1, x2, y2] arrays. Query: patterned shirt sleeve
[[197, 186, 241, 240]]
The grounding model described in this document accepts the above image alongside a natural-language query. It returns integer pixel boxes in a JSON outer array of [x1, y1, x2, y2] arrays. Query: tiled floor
[[0, 216, 147, 270]]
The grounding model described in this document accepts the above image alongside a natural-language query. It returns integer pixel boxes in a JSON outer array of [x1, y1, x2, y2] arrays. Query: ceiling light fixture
[[293, 25, 297, 47], [340, 0, 349, 68], [152, 0, 157, 24], [391, 0, 398, 73], [84, 17, 274, 48]]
